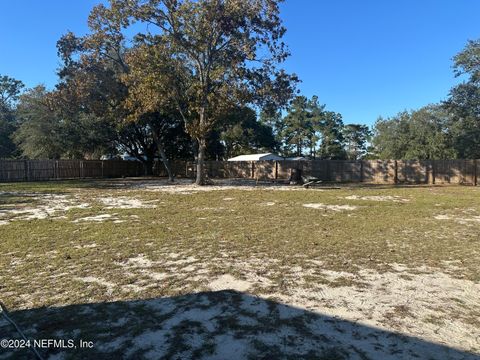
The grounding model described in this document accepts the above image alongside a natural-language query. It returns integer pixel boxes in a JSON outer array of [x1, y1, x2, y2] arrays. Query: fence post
[[24, 160, 29, 181], [55, 160, 59, 179], [80, 160, 84, 178], [432, 160, 436, 185], [394, 160, 398, 184], [251, 161, 255, 179], [360, 161, 364, 183], [275, 161, 278, 180], [475, 159, 478, 186]]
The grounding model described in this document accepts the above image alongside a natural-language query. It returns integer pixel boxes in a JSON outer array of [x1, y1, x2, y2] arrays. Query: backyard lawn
[[0, 179, 479, 359]]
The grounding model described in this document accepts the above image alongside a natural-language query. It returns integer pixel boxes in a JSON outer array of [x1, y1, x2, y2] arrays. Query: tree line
[[1, 1, 479, 184]]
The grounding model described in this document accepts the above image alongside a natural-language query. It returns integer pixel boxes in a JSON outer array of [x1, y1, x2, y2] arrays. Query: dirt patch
[[434, 214, 480, 224], [75, 276, 116, 295], [121, 178, 318, 193], [345, 195, 410, 203], [260, 202, 276, 206], [303, 203, 358, 211], [98, 196, 157, 209], [208, 274, 251, 292], [0, 193, 90, 224], [263, 265, 480, 354]]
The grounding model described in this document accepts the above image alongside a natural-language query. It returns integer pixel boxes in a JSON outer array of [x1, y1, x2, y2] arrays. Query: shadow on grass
[[1, 291, 478, 360]]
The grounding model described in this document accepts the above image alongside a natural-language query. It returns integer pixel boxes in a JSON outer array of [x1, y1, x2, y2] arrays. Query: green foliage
[[14, 86, 64, 159], [220, 107, 276, 158], [370, 38, 480, 160], [445, 83, 480, 158], [0, 75, 24, 158], [279, 96, 320, 157], [275, 95, 346, 159], [0, 112, 18, 158], [14, 86, 115, 159], [452, 39, 480, 83], [444, 39, 480, 158], [93, 0, 297, 183], [55, 25, 191, 176], [317, 110, 346, 160], [372, 106, 456, 160], [343, 124, 372, 160]]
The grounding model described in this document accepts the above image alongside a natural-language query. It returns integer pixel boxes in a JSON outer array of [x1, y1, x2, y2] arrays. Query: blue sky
[[1, 0, 479, 126]]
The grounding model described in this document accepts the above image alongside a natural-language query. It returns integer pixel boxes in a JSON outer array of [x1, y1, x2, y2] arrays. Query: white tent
[[227, 153, 284, 161]]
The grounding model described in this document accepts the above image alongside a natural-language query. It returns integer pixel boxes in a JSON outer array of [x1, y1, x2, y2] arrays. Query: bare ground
[[0, 178, 479, 359]]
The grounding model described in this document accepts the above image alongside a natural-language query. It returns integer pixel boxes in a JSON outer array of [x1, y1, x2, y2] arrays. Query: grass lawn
[[0, 178, 479, 359]]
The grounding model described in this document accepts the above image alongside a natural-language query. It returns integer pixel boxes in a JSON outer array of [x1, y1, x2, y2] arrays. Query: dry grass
[[0, 179, 479, 359]]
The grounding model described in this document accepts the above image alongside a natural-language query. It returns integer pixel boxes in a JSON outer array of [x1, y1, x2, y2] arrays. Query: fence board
[[1, 158, 479, 185], [0, 159, 143, 182]]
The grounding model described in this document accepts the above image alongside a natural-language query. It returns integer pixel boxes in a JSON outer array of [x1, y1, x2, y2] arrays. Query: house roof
[[227, 153, 284, 161], [285, 156, 307, 161]]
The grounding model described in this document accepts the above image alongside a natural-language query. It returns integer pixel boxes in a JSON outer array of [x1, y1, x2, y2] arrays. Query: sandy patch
[[116, 254, 169, 283], [75, 276, 116, 294], [73, 243, 98, 249], [208, 274, 251, 292], [123, 254, 154, 268], [98, 196, 157, 209], [118, 179, 321, 193], [345, 195, 410, 203], [434, 214, 480, 224], [141, 271, 168, 281], [153, 252, 478, 356], [303, 203, 358, 211], [262, 266, 480, 354], [0, 193, 90, 224], [164, 256, 198, 267]]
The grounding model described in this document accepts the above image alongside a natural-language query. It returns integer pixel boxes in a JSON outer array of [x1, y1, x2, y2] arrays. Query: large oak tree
[[90, 0, 297, 184]]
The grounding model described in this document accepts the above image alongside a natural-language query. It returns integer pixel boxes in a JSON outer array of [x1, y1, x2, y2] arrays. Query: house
[[227, 153, 284, 161]]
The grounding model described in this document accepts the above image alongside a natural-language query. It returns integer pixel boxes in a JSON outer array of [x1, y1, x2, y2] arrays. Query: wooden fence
[[1, 159, 478, 185], [177, 159, 479, 185], [0, 159, 143, 182]]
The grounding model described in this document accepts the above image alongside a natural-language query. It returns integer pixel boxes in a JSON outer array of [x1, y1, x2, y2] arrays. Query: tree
[[371, 106, 455, 160], [55, 29, 183, 178], [220, 106, 276, 158], [120, 42, 192, 179], [14, 86, 116, 159], [317, 110, 346, 159], [452, 39, 480, 83], [371, 112, 409, 159], [259, 107, 284, 154], [445, 83, 480, 158], [406, 106, 456, 159], [343, 124, 372, 160], [95, 0, 297, 184], [0, 75, 24, 158], [444, 39, 480, 158], [278, 95, 325, 157], [280, 96, 313, 156]]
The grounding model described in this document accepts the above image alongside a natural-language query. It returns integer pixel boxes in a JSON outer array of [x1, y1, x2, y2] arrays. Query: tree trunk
[[192, 139, 199, 163], [143, 158, 154, 176], [196, 137, 206, 185], [152, 131, 174, 182]]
